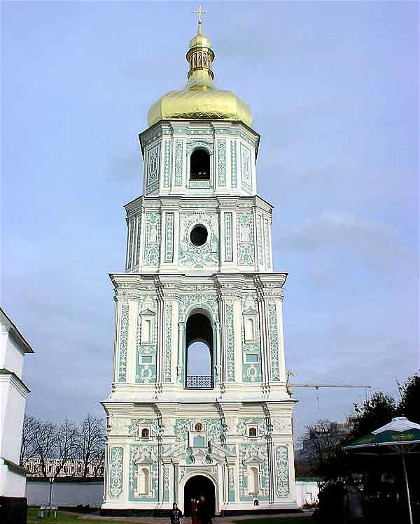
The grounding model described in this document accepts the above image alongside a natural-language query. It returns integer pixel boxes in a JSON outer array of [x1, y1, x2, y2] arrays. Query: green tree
[[350, 391, 397, 440], [398, 374, 420, 423]]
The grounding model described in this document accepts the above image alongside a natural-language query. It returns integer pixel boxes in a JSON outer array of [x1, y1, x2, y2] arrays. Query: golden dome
[[188, 33, 211, 49], [147, 16, 252, 127]]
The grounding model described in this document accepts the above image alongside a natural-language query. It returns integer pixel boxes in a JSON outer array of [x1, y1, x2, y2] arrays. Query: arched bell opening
[[183, 475, 216, 517], [185, 312, 214, 389], [190, 149, 210, 180]]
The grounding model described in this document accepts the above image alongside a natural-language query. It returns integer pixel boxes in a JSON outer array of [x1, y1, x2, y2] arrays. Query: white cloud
[[280, 210, 418, 274]]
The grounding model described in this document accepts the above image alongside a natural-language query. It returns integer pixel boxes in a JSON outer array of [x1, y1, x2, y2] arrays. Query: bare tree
[[32, 419, 57, 477], [20, 414, 39, 466], [53, 418, 78, 478], [76, 415, 106, 478], [297, 419, 350, 478]]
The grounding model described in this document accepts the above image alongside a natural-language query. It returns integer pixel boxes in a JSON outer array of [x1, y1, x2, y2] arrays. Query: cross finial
[[193, 5, 206, 34]]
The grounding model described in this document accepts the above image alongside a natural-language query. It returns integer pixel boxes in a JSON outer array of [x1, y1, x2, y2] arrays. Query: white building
[[24, 458, 104, 478], [101, 16, 297, 516], [0, 307, 33, 522]]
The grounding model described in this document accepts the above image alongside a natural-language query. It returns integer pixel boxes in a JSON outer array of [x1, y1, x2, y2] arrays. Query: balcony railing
[[186, 375, 214, 389]]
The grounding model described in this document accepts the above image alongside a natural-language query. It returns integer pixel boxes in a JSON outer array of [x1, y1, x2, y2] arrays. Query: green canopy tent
[[344, 416, 420, 524]]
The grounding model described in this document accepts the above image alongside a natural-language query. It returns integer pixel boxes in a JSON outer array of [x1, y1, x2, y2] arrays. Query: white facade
[[102, 30, 297, 516], [0, 308, 33, 499]]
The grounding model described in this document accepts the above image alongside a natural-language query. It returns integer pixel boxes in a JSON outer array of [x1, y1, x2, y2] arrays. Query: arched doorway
[[183, 475, 216, 517]]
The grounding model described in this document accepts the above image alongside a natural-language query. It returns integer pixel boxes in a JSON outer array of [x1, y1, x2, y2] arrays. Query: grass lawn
[[27, 507, 131, 524]]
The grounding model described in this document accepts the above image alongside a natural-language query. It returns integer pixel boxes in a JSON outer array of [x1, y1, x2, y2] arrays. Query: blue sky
[[1, 1, 418, 442]]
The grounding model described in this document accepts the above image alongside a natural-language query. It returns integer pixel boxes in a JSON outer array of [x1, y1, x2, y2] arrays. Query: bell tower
[[101, 13, 297, 516]]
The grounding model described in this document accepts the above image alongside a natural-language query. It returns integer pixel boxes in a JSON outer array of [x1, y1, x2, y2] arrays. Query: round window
[[190, 225, 208, 246], [195, 422, 203, 432]]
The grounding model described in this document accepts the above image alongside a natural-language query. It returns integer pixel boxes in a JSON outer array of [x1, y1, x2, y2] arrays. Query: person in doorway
[[191, 499, 199, 524], [170, 502, 183, 524], [198, 495, 211, 524]]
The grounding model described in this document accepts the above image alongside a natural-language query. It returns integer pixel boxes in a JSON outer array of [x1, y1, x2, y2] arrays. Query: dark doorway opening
[[183, 475, 216, 517]]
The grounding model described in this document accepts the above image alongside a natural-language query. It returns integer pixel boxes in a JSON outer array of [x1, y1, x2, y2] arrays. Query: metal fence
[[186, 375, 213, 389]]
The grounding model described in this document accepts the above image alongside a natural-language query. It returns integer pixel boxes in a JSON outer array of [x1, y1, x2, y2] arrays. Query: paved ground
[[77, 514, 312, 522]]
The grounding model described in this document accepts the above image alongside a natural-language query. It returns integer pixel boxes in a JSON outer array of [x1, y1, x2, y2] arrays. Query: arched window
[[186, 312, 213, 389], [248, 466, 259, 495], [141, 428, 149, 439], [248, 427, 257, 438], [190, 149, 210, 180], [137, 466, 150, 495]]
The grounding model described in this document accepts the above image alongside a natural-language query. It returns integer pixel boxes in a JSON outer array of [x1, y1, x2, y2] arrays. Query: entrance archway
[[183, 475, 216, 517]]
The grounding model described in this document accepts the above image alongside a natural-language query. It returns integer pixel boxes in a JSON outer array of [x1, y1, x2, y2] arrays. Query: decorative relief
[[257, 215, 264, 266], [174, 140, 184, 186], [146, 144, 160, 193], [163, 466, 170, 502], [182, 128, 212, 136], [135, 351, 156, 384], [272, 418, 291, 433], [228, 466, 235, 502], [118, 302, 129, 382], [217, 139, 226, 186], [264, 217, 271, 269], [164, 303, 173, 382], [163, 140, 171, 188], [237, 419, 266, 437], [109, 418, 130, 435], [268, 303, 281, 381], [174, 418, 222, 445], [275, 446, 290, 496], [179, 465, 218, 482], [240, 143, 252, 192], [224, 212, 233, 262], [135, 215, 141, 267], [128, 419, 159, 438], [109, 447, 123, 497], [186, 140, 213, 155], [143, 212, 161, 266], [126, 218, 134, 271], [243, 361, 262, 383], [179, 212, 218, 268], [230, 140, 237, 188], [237, 212, 255, 266], [225, 303, 235, 382], [164, 213, 174, 263]]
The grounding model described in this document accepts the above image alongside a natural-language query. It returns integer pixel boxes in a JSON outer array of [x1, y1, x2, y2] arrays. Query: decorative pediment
[[139, 308, 156, 316], [243, 308, 258, 316]]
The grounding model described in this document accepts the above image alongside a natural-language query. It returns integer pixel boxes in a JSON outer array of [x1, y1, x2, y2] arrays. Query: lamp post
[[48, 476, 54, 514]]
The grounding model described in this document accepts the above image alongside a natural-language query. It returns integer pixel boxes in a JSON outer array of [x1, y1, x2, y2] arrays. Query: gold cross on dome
[[193, 5, 206, 33]]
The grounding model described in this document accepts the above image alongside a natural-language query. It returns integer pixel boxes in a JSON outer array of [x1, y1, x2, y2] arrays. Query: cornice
[[0, 369, 31, 395], [0, 308, 34, 354], [124, 195, 274, 218]]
